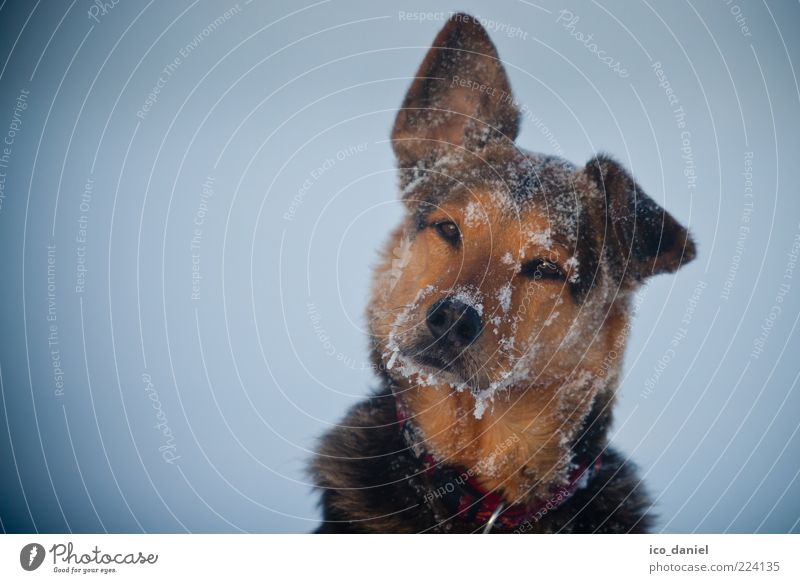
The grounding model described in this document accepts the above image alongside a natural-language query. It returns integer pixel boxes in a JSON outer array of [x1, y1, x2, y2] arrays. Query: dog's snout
[[426, 298, 483, 346]]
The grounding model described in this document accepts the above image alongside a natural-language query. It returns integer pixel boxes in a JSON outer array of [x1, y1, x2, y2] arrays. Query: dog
[[311, 13, 695, 533]]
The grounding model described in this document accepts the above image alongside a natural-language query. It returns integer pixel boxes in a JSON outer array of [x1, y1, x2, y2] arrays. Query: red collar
[[396, 397, 602, 532]]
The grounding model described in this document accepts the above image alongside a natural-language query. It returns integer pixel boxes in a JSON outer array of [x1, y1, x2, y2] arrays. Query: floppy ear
[[585, 154, 696, 281], [391, 13, 520, 170]]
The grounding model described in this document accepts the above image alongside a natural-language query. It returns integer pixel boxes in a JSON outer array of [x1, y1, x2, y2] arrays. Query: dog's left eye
[[521, 258, 564, 280], [433, 221, 461, 245]]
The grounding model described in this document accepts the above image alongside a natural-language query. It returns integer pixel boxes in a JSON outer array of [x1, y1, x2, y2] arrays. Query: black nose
[[426, 298, 483, 346]]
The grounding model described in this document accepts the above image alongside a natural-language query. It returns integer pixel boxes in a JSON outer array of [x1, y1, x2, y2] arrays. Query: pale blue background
[[0, 0, 798, 533]]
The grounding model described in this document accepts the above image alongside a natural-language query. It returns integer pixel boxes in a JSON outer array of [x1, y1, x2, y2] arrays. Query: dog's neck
[[386, 371, 614, 506]]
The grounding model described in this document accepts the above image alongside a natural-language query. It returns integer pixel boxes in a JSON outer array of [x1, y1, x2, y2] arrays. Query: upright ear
[[585, 154, 696, 281], [391, 13, 520, 170]]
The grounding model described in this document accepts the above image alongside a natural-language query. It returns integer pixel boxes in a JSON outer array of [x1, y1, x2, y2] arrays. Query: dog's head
[[369, 14, 695, 412]]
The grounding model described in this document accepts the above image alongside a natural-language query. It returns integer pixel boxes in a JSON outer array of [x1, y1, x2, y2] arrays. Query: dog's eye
[[433, 221, 461, 245], [521, 258, 564, 280]]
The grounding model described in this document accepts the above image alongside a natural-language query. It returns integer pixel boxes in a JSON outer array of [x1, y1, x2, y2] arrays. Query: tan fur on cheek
[[368, 227, 445, 356]]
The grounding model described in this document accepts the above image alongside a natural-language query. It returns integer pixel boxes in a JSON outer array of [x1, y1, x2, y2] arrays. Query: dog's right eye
[[433, 221, 461, 245]]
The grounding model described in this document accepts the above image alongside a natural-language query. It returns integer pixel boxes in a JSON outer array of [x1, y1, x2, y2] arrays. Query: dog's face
[[368, 15, 695, 417]]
